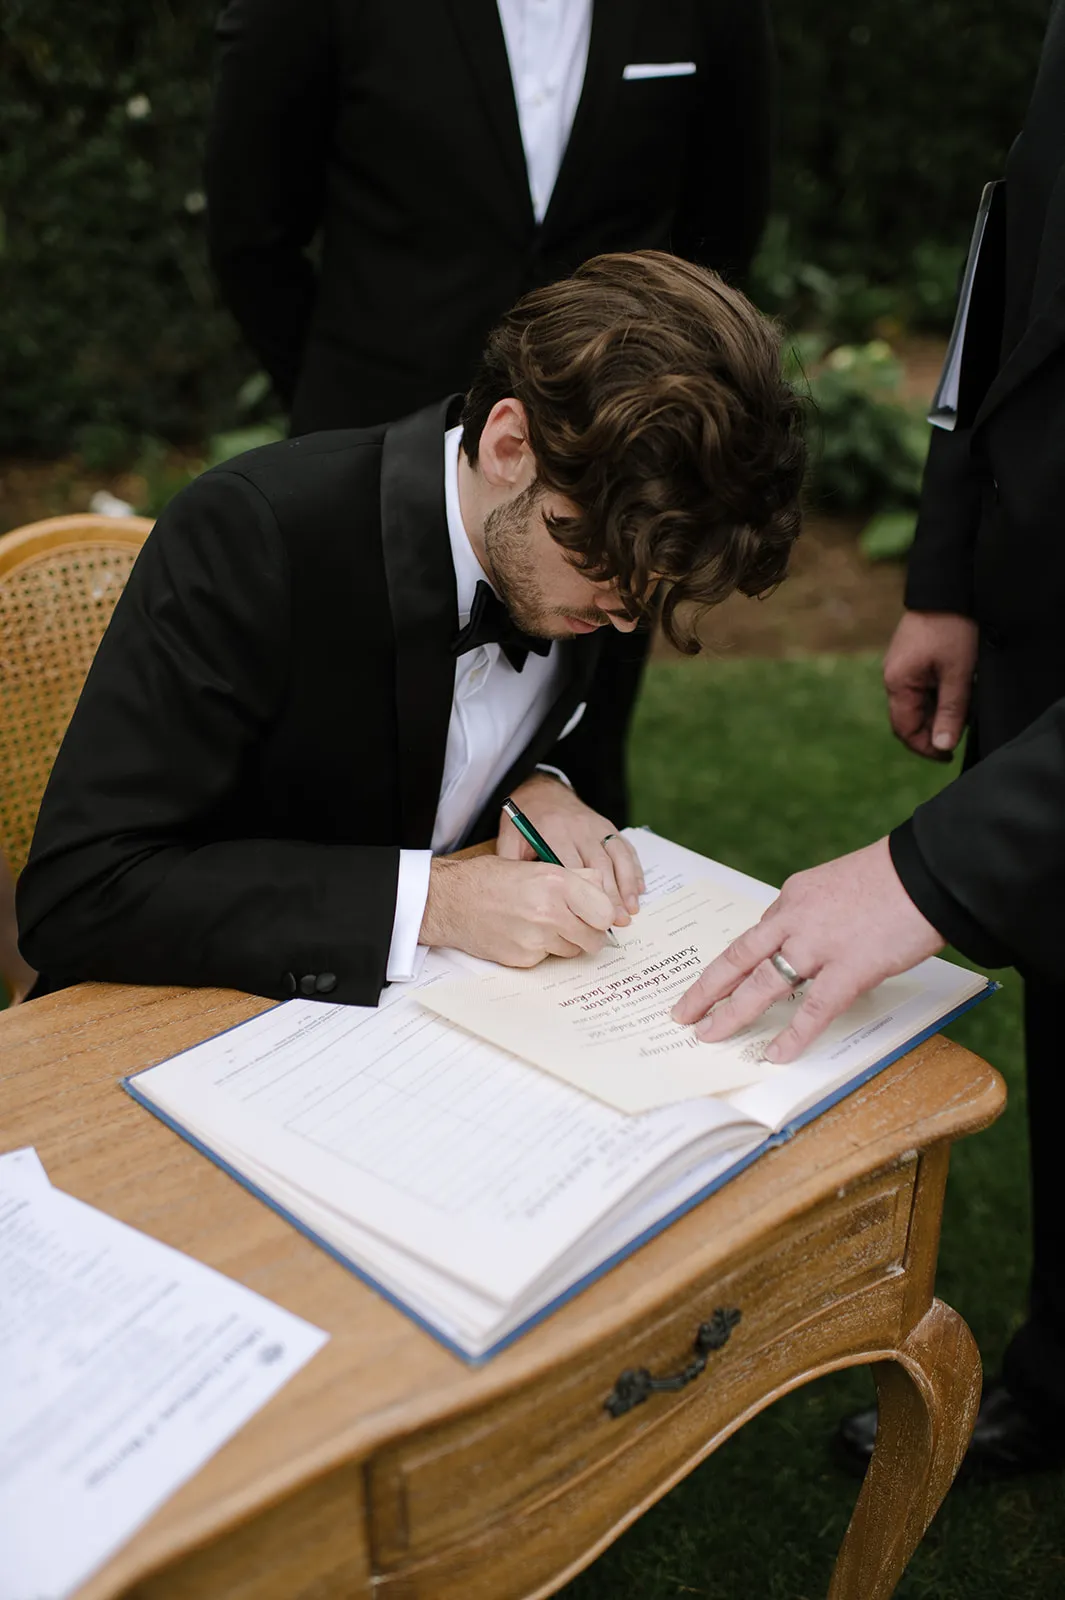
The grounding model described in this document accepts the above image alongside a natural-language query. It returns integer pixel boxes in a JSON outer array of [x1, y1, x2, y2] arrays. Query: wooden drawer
[[367, 1156, 916, 1576]]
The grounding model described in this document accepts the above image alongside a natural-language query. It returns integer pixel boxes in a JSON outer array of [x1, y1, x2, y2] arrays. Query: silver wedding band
[[771, 952, 804, 987], [601, 832, 618, 845]]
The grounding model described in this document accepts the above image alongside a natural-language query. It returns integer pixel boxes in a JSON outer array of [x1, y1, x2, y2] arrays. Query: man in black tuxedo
[[203, 0, 775, 825], [18, 253, 804, 1010], [675, 1, 1065, 1475]]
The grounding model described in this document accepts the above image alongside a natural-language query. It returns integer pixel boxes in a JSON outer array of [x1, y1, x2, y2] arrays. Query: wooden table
[[0, 981, 1005, 1600]]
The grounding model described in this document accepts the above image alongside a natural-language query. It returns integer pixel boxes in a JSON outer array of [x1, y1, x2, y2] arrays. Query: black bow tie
[[451, 580, 552, 673]]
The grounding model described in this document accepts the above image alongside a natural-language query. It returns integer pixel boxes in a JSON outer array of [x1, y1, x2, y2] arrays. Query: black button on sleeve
[[283, 972, 297, 996], [299, 973, 318, 996], [315, 972, 337, 994]]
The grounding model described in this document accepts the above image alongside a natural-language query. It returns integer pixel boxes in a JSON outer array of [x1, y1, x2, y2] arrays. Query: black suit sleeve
[[17, 470, 399, 1005], [672, 0, 774, 280], [889, 695, 1065, 978], [204, 0, 335, 408], [903, 424, 982, 615]]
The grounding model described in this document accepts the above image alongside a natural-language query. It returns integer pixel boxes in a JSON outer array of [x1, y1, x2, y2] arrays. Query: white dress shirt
[[496, 0, 593, 224], [386, 427, 564, 979]]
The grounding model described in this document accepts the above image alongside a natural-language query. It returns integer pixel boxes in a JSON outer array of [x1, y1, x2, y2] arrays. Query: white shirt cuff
[[535, 763, 572, 788], [386, 850, 432, 981]]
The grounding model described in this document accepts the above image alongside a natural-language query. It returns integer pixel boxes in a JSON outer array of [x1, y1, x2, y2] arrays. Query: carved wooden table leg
[[827, 1299, 982, 1600]]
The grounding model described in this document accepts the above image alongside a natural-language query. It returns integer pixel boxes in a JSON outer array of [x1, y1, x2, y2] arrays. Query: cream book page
[[128, 967, 749, 1306], [418, 879, 925, 1114]]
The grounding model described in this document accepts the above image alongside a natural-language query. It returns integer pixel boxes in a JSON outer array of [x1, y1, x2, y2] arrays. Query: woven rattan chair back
[[0, 514, 152, 881]]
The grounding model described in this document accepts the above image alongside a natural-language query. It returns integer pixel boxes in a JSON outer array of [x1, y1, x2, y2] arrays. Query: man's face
[[483, 481, 642, 640]]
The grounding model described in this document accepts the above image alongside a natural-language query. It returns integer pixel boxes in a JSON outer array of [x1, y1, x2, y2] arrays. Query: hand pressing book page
[[125, 829, 991, 1362], [418, 876, 930, 1111]]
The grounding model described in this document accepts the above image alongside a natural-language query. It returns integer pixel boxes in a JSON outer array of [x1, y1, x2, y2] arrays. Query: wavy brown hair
[[461, 251, 806, 652]]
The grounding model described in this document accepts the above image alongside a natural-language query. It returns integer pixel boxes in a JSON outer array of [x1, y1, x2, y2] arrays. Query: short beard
[[482, 481, 560, 637]]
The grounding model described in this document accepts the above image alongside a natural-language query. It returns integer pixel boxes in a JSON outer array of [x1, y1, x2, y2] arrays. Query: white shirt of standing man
[[497, 0, 593, 223]]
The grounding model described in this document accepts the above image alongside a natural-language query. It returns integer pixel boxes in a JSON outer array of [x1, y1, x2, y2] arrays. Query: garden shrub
[[769, 0, 1047, 283], [791, 336, 929, 543], [1, 2, 247, 456]]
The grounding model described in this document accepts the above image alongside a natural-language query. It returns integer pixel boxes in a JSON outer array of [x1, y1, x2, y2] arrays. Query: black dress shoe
[[833, 1380, 1065, 1480]]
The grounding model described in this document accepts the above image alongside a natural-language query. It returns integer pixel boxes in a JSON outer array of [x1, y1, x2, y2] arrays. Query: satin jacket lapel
[[445, 0, 534, 236], [380, 397, 462, 846], [467, 634, 604, 842], [542, 0, 641, 233]]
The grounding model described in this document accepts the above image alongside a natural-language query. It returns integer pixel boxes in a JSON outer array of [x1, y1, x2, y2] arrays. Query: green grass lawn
[[558, 654, 1065, 1600]]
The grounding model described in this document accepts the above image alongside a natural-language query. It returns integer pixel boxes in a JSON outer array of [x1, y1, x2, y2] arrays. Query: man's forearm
[[891, 696, 1065, 979], [888, 819, 1011, 969], [18, 836, 401, 1006]]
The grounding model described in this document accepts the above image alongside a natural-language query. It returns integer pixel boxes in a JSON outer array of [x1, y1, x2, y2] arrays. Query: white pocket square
[[623, 61, 697, 80], [559, 701, 587, 741]]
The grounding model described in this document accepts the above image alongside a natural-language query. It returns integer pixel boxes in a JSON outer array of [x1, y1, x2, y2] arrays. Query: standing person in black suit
[[18, 254, 805, 1009], [203, 0, 775, 824], [673, 0, 1065, 1476]]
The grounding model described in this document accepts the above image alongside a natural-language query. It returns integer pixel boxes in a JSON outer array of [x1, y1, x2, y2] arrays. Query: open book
[[125, 831, 991, 1363]]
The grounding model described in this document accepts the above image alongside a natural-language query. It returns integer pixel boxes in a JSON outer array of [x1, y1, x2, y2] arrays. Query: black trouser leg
[[556, 622, 653, 826], [1001, 976, 1065, 1424]]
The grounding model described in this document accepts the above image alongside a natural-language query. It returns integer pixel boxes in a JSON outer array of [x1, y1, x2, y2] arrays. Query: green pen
[[501, 797, 621, 947]]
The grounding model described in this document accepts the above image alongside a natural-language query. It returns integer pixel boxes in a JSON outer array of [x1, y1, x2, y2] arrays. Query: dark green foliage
[[0, 1, 251, 455], [861, 508, 920, 562], [0, 0, 1052, 453], [752, 0, 1048, 337], [750, 218, 968, 339], [122, 415, 284, 518], [790, 336, 930, 521], [769, 0, 1048, 284]]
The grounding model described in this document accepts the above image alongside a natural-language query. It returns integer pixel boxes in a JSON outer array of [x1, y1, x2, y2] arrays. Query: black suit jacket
[[16, 401, 601, 1006], [204, 0, 773, 431], [889, 0, 1065, 978]]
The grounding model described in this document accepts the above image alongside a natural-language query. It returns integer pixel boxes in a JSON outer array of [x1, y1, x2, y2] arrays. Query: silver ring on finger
[[600, 832, 618, 845], [770, 951, 804, 988]]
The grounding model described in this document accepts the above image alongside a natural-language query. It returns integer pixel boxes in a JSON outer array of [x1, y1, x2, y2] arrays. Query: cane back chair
[[0, 514, 153, 1001]]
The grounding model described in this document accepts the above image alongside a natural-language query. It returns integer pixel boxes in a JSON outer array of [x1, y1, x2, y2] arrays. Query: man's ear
[[476, 398, 536, 493]]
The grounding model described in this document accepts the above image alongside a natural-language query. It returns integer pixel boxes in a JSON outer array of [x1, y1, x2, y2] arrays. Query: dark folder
[[929, 180, 1007, 432]]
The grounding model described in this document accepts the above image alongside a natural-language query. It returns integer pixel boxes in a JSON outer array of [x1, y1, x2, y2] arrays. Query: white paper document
[[123, 977, 741, 1310], [417, 876, 926, 1112], [0, 1149, 328, 1600]]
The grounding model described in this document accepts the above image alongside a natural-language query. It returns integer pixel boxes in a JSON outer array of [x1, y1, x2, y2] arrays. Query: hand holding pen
[[418, 776, 644, 967], [502, 798, 620, 946], [497, 774, 646, 942], [419, 849, 620, 966]]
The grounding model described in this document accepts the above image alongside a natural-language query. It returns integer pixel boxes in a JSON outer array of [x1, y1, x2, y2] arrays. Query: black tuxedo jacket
[[16, 401, 601, 1006], [889, 0, 1065, 979], [204, 0, 773, 432]]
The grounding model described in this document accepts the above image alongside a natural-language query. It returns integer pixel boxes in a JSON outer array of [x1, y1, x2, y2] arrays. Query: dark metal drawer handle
[[605, 1307, 742, 1418]]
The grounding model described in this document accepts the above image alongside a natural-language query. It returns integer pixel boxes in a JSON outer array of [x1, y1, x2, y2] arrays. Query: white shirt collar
[[444, 425, 494, 625]]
